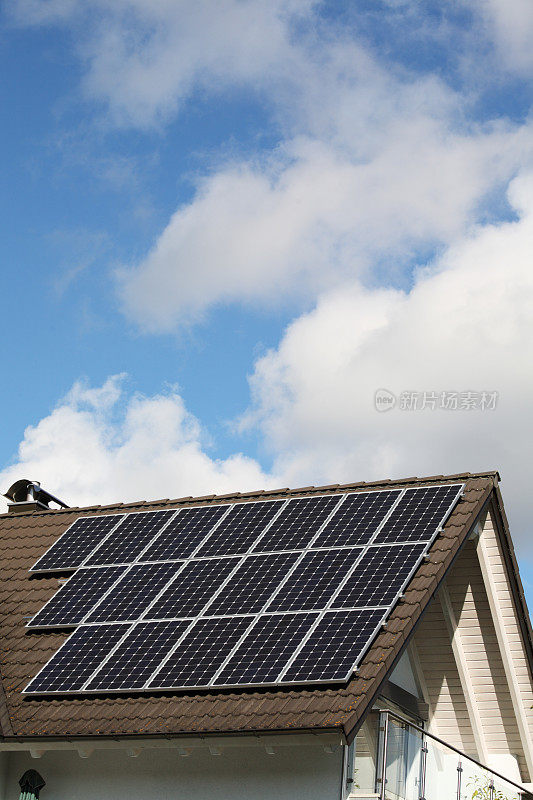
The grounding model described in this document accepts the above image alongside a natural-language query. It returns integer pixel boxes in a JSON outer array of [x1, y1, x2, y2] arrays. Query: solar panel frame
[[147, 615, 255, 690], [202, 551, 301, 617], [146, 557, 241, 620], [24, 623, 132, 694], [372, 484, 464, 544], [264, 547, 365, 613], [329, 541, 428, 609], [138, 504, 233, 562], [29, 513, 126, 573], [83, 561, 186, 624], [212, 611, 319, 686], [83, 509, 179, 567], [279, 607, 387, 683], [251, 495, 344, 553], [276, 482, 464, 684], [203, 494, 349, 685], [193, 498, 289, 558], [312, 488, 402, 548], [23, 483, 464, 694], [26, 565, 128, 629], [83, 619, 194, 691]]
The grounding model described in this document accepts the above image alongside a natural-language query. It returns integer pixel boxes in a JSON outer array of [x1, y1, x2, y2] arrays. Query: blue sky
[[1, 1, 533, 599]]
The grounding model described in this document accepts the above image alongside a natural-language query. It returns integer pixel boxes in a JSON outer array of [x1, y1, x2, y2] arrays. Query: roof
[[0, 470, 520, 742]]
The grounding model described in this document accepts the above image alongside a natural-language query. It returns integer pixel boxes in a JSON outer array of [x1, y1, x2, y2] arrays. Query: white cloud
[[243, 171, 533, 550], [0, 375, 273, 512], [8, 0, 314, 128], [9, 0, 533, 332], [105, 3, 533, 332], [118, 117, 532, 331], [472, 0, 533, 74]]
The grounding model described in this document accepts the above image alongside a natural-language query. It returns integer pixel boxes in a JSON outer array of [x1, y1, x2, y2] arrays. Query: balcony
[[350, 711, 531, 800]]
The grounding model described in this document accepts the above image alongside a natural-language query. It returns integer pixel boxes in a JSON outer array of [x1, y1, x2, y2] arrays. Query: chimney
[[3, 479, 69, 514]]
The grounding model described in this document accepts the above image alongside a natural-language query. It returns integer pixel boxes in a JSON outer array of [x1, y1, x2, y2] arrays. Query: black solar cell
[[214, 612, 318, 686], [194, 500, 284, 557], [331, 542, 427, 608], [204, 552, 299, 616], [31, 514, 124, 572], [265, 548, 363, 612], [140, 505, 228, 561], [28, 566, 126, 628], [252, 496, 340, 552], [373, 485, 461, 544], [148, 557, 239, 619], [313, 490, 401, 548], [85, 620, 191, 691], [85, 562, 183, 623], [281, 608, 384, 682], [148, 616, 252, 688], [25, 625, 127, 693], [85, 510, 176, 566]]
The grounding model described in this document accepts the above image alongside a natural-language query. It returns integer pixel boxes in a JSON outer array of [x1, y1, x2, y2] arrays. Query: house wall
[[412, 509, 533, 783], [0, 753, 7, 800], [413, 588, 477, 756], [481, 509, 533, 748], [447, 538, 523, 765], [3, 739, 344, 800]]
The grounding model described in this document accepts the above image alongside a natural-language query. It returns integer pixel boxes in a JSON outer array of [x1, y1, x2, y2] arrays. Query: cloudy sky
[[1, 1, 533, 594]]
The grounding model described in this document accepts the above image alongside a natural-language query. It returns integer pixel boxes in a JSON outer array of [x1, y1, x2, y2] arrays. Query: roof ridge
[[0, 471, 499, 519]]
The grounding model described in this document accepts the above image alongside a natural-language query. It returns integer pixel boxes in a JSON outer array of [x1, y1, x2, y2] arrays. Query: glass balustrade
[[351, 711, 529, 800]]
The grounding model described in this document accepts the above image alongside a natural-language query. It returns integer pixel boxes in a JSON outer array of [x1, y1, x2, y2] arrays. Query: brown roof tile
[[0, 471, 499, 740]]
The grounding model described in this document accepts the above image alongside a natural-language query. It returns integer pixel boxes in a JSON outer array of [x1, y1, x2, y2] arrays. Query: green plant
[[468, 773, 513, 800]]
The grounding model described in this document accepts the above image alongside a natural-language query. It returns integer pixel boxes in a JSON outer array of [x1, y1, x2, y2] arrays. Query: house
[[0, 470, 531, 800]]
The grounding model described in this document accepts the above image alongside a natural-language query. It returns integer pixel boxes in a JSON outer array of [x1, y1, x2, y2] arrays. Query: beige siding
[[414, 593, 477, 756], [446, 539, 524, 773], [413, 510, 533, 781], [481, 511, 533, 768]]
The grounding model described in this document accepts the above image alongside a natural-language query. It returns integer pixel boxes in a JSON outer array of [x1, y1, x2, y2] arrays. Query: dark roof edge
[[0, 471, 501, 520]]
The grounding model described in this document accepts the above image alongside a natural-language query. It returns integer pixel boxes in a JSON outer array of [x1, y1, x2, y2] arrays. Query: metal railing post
[[457, 760, 463, 800], [419, 737, 428, 800], [376, 711, 390, 800]]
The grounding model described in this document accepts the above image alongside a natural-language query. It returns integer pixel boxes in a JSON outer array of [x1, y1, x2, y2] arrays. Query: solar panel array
[[24, 483, 463, 695]]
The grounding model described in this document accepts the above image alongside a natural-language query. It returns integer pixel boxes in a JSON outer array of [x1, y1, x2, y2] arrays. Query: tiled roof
[[0, 472, 501, 740]]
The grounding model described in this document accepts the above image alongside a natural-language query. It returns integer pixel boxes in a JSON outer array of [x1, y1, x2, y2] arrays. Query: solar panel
[[140, 505, 228, 561], [85, 562, 183, 623], [24, 483, 464, 695], [373, 485, 461, 544], [313, 490, 401, 548], [27, 566, 126, 628], [203, 552, 300, 616], [265, 548, 363, 612], [280, 608, 385, 683], [25, 624, 127, 693], [30, 514, 124, 573], [85, 510, 176, 566], [194, 500, 284, 557], [148, 557, 239, 619], [85, 620, 191, 691], [331, 543, 427, 608], [252, 496, 340, 552], [213, 612, 318, 686], [148, 616, 253, 689]]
